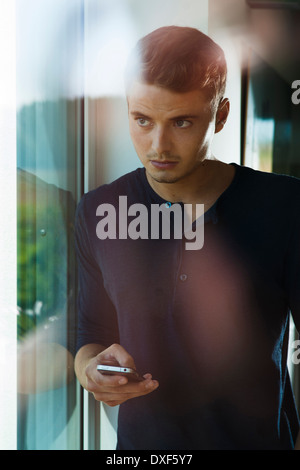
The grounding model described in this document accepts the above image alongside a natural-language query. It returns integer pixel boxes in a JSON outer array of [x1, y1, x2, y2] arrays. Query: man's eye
[[175, 120, 191, 128], [137, 118, 150, 127]]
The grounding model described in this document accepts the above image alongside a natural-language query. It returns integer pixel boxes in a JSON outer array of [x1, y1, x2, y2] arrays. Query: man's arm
[[74, 199, 159, 405], [74, 343, 159, 407]]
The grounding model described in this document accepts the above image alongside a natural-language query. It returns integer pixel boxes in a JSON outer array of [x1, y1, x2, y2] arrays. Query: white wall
[[210, 34, 242, 165]]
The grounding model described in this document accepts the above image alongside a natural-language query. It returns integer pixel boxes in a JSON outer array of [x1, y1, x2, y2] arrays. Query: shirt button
[[179, 274, 188, 282]]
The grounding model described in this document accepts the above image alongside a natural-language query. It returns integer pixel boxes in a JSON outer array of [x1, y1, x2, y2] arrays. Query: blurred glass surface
[[244, 50, 300, 178], [16, 0, 83, 450]]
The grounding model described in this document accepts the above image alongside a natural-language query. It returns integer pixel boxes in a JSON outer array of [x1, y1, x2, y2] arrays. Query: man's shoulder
[[238, 164, 300, 201]]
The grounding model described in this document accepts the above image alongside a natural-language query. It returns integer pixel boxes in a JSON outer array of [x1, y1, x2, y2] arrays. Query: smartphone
[[97, 364, 144, 382]]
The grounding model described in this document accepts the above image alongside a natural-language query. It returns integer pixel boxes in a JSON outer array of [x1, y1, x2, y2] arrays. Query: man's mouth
[[150, 160, 179, 169]]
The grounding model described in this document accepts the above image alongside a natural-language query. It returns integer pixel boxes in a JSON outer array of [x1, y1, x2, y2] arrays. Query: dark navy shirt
[[75, 163, 300, 449]]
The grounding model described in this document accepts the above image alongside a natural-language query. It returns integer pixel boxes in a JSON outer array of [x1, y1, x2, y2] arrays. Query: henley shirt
[[75, 163, 300, 450]]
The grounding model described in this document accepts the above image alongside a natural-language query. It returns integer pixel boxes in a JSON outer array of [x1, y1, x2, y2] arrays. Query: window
[[16, 0, 84, 449], [243, 49, 300, 411]]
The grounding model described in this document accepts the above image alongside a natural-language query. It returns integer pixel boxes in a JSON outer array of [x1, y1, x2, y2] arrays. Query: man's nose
[[151, 127, 172, 156]]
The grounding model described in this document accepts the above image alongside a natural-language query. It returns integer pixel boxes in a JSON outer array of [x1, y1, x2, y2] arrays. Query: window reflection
[[16, 103, 82, 452], [243, 49, 300, 413], [16, 0, 83, 450], [244, 50, 300, 178]]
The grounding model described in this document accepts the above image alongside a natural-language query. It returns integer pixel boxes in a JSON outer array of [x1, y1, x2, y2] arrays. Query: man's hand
[[75, 343, 159, 407]]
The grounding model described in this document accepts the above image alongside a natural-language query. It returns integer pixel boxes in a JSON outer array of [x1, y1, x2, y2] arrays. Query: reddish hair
[[125, 26, 227, 105]]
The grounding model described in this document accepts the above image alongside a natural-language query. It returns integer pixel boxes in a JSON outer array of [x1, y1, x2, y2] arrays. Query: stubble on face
[[145, 151, 206, 185]]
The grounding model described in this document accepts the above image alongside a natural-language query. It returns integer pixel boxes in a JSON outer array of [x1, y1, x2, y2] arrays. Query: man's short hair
[[125, 26, 227, 105]]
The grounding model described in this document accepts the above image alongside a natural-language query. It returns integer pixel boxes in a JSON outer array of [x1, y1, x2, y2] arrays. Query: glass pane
[[243, 49, 300, 414], [16, 0, 83, 450], [244, 50, 299, 177]]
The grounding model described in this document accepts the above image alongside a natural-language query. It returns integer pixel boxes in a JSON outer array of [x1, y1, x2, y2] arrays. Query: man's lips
[[150, 160, 179, 169]]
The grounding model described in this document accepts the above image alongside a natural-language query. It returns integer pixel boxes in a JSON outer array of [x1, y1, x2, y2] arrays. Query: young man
[[74, 26, 300, 449]]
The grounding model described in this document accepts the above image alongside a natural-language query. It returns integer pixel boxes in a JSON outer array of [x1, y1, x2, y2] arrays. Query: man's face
[[127, 81, 225, 186]]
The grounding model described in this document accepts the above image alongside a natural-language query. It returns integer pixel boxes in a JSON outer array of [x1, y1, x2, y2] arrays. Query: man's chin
[[147, 171, 180, 185]]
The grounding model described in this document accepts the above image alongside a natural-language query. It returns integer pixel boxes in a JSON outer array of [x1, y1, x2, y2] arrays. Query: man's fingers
[[93, 379, 159, 404], [90, 373, 159, 395], [97, 374, 158, 393], [89, 371, 128, 390]]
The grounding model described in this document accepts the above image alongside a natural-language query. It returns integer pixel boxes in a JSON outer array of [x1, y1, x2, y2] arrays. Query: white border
[[0, 0, 17, 450]]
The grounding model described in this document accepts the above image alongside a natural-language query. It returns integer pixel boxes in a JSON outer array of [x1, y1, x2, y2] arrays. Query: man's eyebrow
[[130, 111, 151, 119]]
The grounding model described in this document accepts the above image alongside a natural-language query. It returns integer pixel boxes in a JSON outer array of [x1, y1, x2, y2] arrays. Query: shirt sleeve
[[75, 195, 119, 352]]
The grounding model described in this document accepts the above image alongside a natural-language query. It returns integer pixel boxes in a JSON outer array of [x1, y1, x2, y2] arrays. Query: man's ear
[[215, 98, 230, 134]]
